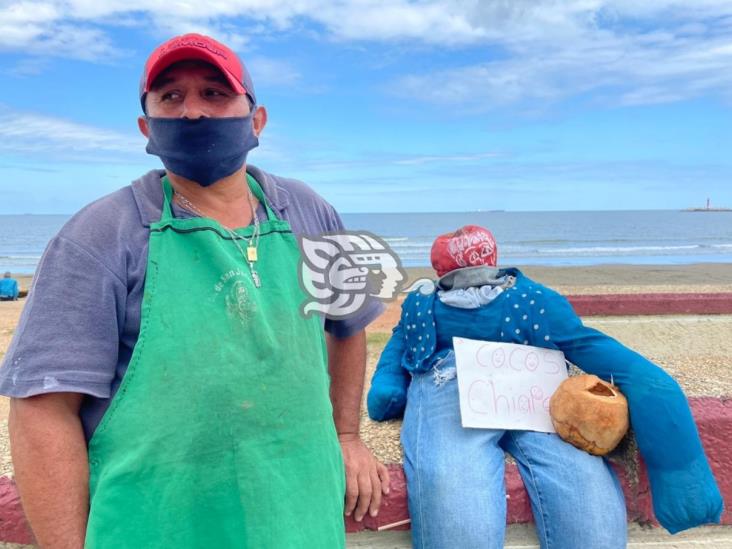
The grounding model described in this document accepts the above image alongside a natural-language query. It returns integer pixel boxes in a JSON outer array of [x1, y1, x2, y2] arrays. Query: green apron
[[86, 175, 345, 548]]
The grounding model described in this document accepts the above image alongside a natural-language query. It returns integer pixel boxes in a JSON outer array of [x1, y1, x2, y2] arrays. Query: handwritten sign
[[453, 337, 568, 432]]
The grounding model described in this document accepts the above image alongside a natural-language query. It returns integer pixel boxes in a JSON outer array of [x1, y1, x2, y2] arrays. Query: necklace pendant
[[251, 267, 261, 288], [247, 246, 258, 262]]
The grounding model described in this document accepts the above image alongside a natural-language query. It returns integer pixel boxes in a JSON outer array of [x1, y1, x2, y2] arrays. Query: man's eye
[[160, 91, 181, 102], [205, 89, 228, 98]]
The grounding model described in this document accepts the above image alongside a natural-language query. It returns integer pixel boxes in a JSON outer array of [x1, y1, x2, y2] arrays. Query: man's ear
[[138, 116, 149, 138], [253, 106, 268, 137]]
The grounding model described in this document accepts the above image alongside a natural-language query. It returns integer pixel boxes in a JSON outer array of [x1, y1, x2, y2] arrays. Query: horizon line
[[3, 207, 731, 216]]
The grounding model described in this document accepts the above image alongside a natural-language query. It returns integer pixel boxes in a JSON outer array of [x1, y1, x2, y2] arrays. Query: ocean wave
[[533, 244, 714, 256], [388, 242, 732, 260], [0, 255, 42, 260], [385, 241, 433, 249]]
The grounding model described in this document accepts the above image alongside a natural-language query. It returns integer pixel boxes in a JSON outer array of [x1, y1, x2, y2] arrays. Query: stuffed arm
[[367, 317, 411, 421], [543, 289, 723, 533]]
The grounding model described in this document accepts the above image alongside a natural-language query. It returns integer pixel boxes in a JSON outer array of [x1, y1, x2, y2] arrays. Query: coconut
[[549, 374, 629, 456]]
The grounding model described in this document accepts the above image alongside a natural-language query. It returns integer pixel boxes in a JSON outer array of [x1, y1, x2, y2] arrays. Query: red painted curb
[[690, 397, 732, 525], [345, 396, 732, 533], [0, 477, 33, 545], [1, 397, 730, 541], [567, 293, 732, 316]]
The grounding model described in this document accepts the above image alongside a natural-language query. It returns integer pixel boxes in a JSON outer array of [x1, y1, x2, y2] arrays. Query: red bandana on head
[[430, 225, 498, 277]]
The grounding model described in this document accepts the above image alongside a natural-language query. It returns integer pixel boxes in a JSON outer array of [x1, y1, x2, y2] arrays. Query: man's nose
[[181, 95, 207, 119]]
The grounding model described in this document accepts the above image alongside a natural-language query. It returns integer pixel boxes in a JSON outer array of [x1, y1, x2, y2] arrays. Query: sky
[[1, 0, 731, 213]]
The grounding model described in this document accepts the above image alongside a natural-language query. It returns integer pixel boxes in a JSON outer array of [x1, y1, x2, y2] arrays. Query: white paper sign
[[453, 337, 568, 432]]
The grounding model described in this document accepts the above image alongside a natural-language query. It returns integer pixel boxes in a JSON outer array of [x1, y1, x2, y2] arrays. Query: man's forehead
[[150, 60, 231, 90]]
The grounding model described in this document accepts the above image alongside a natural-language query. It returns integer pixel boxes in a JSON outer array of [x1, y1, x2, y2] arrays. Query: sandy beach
[[1, 264, 732, 470]]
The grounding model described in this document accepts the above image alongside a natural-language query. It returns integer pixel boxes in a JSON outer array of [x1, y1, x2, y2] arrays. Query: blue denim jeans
[[401, 352, 627, 549]]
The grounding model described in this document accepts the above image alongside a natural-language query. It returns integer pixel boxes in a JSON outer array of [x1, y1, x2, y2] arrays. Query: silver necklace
[[174, 189, 262, 288]]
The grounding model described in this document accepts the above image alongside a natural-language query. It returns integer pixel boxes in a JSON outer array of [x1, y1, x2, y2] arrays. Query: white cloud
[[2, 0, 732, 106], [389, 7, 732, 109], [0, 23, 127, 62], [1, 1, 58, 26], [246, 57, 302, 88], [0, 107, 145, 156], [392, 152, 502, 166], [312, 1, 486, 45], [2, 1, 732, 48], [3, 57, 51, 77]]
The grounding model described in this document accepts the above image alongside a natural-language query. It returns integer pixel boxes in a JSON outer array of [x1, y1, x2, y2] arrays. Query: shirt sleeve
[[321, 207, 386, 339], [0, 235, 125, 398]]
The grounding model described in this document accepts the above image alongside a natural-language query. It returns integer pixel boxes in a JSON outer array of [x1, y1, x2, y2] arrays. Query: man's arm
[[326, 330, 390, 522], [9, 393, 89, 548]]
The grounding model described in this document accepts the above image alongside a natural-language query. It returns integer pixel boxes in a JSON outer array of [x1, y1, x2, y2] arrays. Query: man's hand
[[338, 433, 390, 522], [326, 329, 391, 520]]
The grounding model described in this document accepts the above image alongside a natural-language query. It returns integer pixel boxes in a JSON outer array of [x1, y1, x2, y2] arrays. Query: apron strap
[[159, 173, 279, 224], [160, 175, 176, 223]]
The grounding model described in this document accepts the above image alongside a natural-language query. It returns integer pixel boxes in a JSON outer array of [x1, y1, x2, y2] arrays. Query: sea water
[[1, 210, 731, 274]]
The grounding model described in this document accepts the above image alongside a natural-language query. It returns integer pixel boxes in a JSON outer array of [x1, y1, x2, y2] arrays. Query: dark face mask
[[145, 113, 259, 187]]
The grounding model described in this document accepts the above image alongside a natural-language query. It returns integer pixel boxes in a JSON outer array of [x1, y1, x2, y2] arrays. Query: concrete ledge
[[344, 397, 732, 533], [347, 524, 732, 548], [0, 397, 729, 542], [567, 293, 732, 316]]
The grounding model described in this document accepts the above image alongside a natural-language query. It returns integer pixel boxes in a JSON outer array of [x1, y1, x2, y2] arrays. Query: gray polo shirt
[[0, 166, 383, 441]]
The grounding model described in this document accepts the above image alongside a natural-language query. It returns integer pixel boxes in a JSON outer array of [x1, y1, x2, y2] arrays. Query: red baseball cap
[[140, 33, 256, 111], [430, 225, 498, 277]]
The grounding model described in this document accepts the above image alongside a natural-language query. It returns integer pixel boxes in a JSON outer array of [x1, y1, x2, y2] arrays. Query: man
[[1, 33, 388, 548], [0, 272, 19, 301]]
